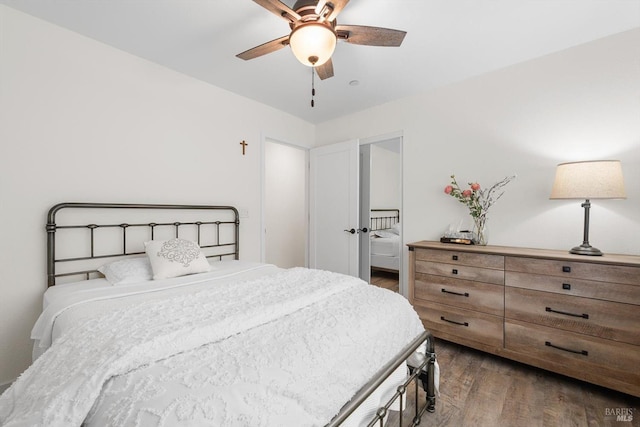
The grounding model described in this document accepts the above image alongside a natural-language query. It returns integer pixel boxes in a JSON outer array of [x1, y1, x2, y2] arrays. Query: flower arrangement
[[444, 174, 516, 245]]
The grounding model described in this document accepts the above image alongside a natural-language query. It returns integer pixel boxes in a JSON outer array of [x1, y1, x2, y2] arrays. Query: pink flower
[[462, 189, 472, 197], [444, 185, 453, 194], [471, 183, 480, 191]]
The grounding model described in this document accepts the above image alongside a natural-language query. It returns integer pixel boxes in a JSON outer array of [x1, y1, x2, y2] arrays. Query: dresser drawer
[[416, 260, 504, 285], [506, 256, 640, 286], [506, 271, 640, 305], [505, 319, 640, 390], [415, 248, 504, 269], [505, 287, 640, 345], [415, 273, 504, 316], [413, 300, 503, 348]]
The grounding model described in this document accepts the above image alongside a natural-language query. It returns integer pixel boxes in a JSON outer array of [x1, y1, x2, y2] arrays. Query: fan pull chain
[[311, 67, 315, 108]]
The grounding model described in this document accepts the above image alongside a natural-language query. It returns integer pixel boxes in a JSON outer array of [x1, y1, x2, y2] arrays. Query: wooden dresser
[[408, 241, 640, 397]]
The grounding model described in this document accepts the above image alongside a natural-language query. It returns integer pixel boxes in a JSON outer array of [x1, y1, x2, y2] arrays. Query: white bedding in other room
[[370, 234, 400, 257], [371, 254, 400, 271], [1, 261, 427, 427], [370, 232, 400, 270]]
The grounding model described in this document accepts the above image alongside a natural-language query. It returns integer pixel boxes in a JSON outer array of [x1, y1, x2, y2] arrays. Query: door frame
[[359, 143, 372, 283]]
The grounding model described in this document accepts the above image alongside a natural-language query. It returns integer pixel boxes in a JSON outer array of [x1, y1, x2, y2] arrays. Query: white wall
[[264, 140, 307, 268], [370, 142, 401, 209], [0, 6, 314, 384], [317, 29, 640, 277]]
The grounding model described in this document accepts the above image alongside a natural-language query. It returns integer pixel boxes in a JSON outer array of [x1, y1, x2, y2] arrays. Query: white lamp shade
[[289, 22, 337, 67], [550, 160, 626, 200]]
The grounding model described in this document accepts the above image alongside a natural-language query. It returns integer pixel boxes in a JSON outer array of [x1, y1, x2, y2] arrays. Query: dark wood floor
[[368, 271, 639, 426], [386, 338, 639, 427], [370, 269, 399, 293], [412, 340, 640, 427]]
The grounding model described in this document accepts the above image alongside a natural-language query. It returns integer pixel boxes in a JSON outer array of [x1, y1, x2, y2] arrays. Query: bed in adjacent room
[[0, 203, 437, 427], [370, 209, 401, 273]]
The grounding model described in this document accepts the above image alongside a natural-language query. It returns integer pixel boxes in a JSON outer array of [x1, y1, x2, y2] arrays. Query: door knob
[[357, 227, 369, 233], [344, 228, 356, 234]]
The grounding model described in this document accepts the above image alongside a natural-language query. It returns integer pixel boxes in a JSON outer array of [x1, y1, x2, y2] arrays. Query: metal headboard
[[370, 209, 400, 231], [46, 203, 240, 287]]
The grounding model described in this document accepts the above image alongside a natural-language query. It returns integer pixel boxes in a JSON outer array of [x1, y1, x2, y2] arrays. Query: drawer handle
[[452, 269, 458, 275], [441, 288, 469, 297], [545, 341, 588, 356], [562, 283, 571, 290], [562, 266, 571, 273], [545, 307, 589, 319], [440, 316, 469, 327], [452, 255, 458, 261]]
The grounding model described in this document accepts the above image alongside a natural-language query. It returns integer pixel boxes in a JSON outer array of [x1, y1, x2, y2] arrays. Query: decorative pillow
[[98, 257, 153, 285], [144, 238, 211, 279]]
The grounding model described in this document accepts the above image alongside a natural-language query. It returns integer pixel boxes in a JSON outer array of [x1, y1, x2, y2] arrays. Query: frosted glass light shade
[[550, 160, 626, 200], [289, 23, 336, 67]]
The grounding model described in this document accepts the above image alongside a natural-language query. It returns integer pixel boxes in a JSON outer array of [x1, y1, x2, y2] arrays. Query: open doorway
[[264, 139, 308, 268], [360, 136, 402, 293]]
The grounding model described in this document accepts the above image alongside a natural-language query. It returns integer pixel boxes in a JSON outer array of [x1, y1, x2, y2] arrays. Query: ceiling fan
[[236, 0, 407, 80]]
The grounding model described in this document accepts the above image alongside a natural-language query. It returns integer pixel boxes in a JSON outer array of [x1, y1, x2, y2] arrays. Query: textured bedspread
[[0, 267, 425, 427]]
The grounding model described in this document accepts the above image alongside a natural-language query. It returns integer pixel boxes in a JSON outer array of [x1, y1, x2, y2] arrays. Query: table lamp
[[550, 160, 626, 256]]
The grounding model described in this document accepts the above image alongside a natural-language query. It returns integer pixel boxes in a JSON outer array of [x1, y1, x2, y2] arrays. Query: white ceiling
[[2, 0, 639, 124]]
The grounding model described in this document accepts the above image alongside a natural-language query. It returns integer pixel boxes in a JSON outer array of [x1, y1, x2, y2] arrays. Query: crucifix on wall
[[240, 140, 248, 155]]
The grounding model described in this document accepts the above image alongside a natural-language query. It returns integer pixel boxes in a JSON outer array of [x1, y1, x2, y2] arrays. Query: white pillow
[[98, 257, 153, 285], [145, 238, 211, 280], [391, 222, 401, 235]]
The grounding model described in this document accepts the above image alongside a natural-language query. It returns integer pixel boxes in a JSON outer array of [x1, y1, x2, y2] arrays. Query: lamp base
[[570, 244, 603, 256]]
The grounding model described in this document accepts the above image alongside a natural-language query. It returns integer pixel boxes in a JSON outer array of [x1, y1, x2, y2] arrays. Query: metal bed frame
[[327, 330, 436, 427], [45, 202, 436, 426], [371, 208, 400, 231]]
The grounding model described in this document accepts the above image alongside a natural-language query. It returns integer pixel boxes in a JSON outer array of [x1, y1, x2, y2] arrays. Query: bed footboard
[[326, 330, 437, 427]]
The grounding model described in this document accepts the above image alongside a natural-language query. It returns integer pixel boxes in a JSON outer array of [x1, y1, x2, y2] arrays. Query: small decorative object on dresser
[[443, 174, 515, 245], [408, 240, 640, 397]]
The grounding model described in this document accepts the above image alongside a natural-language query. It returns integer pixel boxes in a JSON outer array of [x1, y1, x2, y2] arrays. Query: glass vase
[[473, 216, 488, 246]]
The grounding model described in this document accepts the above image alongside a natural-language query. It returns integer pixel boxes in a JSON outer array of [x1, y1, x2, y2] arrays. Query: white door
[[309, 140, 359, 276]]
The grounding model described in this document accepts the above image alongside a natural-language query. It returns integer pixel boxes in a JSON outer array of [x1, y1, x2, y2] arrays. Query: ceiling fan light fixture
[[289, 22, 336, 67]]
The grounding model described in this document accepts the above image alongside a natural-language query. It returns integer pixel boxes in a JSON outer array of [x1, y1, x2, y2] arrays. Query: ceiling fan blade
[[236, 35, 290, 60], [253, 0, 301, 22], [336, 25, 406, 47], [315, 58, 334, 80]]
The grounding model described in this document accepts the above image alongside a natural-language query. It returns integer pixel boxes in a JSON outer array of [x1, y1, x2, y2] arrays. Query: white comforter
[[0, 265, 425, 427]]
